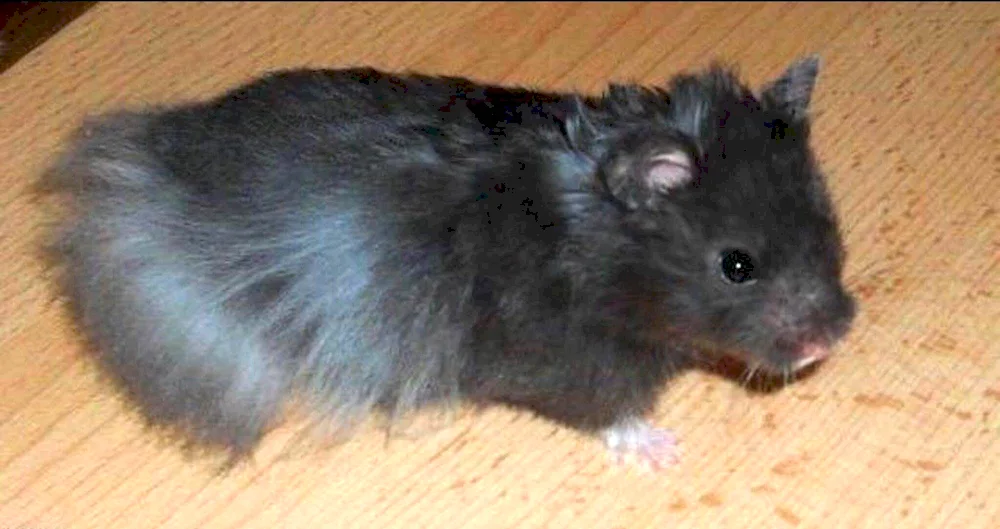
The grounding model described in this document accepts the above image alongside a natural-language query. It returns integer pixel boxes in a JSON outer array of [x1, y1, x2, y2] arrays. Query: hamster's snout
[[759, 278, 857, 373]]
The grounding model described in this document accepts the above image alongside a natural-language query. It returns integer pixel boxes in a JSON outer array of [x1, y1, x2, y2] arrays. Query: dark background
[[0, 1, 97, 73]]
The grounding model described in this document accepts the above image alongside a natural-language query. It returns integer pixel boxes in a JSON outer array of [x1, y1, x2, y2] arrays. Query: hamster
[[40, 55, 856, 470]]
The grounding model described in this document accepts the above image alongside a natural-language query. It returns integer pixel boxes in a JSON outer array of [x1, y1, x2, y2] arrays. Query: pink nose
[[792, 343, 831, 371]]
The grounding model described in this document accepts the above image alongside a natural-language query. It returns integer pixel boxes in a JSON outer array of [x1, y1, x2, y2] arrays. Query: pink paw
[[601, 418, 680, 472]]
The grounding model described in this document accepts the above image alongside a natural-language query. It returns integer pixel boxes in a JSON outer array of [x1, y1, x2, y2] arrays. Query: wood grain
[[1, 3, 997, 528]]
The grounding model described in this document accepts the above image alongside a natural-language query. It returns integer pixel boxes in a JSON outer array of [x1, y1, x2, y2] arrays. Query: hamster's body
[[43, 59, 856, 468]]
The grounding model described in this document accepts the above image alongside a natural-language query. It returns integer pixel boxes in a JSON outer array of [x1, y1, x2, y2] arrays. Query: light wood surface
[[1, 3, 998, 528]]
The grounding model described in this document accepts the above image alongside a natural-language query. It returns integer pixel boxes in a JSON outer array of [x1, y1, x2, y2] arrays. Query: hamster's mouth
[[786, 342, 832, 372], [748, 340, 834, 377], [694, 339, 834, 381]]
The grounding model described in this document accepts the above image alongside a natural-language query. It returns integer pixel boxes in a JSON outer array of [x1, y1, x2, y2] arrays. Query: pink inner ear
[[647, 150, 693, 192]]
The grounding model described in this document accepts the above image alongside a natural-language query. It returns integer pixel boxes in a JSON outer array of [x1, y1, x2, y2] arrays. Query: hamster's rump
[[41, 70, 586, 455]]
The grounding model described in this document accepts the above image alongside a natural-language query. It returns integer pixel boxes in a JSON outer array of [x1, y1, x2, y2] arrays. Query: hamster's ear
[[607, 147, 695, 210], [564, 96, 603, 151], [762, 54, 820, 119], [646, 150, 695, 194]]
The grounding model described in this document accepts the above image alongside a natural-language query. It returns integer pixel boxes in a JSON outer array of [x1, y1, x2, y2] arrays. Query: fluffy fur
[[40, 56, 856, 459]]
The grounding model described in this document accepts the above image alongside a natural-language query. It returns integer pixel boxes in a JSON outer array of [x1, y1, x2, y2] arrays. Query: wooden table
[[1, 3, 997, 528]]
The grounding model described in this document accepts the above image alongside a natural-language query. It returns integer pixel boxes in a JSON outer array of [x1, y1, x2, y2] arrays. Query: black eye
[[719, 249, 756, 284]]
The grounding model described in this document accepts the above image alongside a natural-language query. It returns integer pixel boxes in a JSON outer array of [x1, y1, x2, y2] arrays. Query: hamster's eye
[[719, 249, 756, 284]]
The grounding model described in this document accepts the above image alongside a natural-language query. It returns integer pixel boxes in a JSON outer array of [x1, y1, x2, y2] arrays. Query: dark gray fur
[[40, 56, 856, 459]]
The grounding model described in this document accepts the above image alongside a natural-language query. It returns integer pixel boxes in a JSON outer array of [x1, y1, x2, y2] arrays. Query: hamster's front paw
[[601, 417, 680, 472]]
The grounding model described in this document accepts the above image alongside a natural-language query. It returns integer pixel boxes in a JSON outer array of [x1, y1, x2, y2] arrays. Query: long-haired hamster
[[40, 55, 856, 470]]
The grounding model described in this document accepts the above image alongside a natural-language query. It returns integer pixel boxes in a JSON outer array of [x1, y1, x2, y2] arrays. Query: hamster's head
[[577, 56, 857, 375]]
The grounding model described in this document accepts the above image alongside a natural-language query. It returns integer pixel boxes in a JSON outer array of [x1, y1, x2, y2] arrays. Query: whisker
[[741, 363, 760, 389]]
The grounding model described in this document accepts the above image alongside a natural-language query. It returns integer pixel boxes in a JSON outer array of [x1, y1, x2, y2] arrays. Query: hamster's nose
[[808, 284, 857, 342]]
